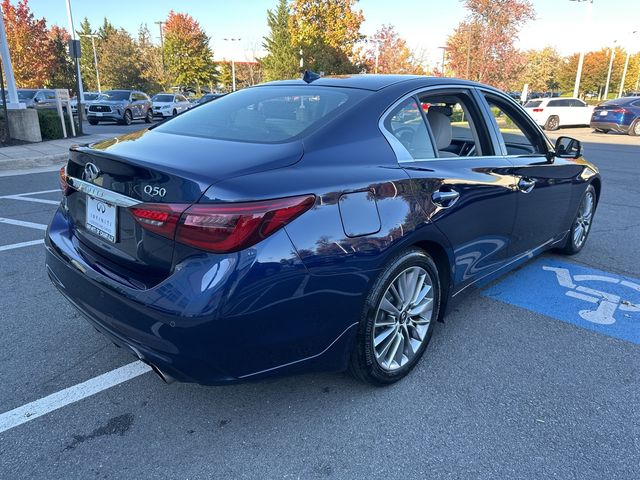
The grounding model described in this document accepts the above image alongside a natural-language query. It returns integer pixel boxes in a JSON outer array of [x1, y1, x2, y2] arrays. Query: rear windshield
[[524, 100, 542, 108], [153, 94, 174, 102], [154, 86, 368, 143], [18, 90, 37, 100]]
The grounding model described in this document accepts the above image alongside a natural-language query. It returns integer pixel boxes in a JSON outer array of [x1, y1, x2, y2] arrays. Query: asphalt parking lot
[[0, 128, 639, 479]]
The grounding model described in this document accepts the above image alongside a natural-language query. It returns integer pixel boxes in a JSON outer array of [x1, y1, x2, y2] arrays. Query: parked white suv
[[524, 97, 594, 130], [152, 93, 192, 118]]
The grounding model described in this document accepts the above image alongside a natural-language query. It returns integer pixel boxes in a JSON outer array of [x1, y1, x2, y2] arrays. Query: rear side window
[[524, 101, 542, 108], [382, 98, 435, 160], [155, 86, 367, 143]]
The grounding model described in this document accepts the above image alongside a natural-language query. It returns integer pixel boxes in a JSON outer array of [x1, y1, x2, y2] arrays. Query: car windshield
[[17, 90, 37, 100], [153, 94, 174, 102], [84, 93, 99, 101], [524, 101, 542, 108], [155, 86, 367, 143], [100, 91, 130, 101]]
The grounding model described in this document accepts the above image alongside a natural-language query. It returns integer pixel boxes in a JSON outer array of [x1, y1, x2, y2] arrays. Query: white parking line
[[0, 189, 60, 198], [0, 361, 152, 434], [0, 195, 59, 205], [0, 239, 44, 252], [0, 217, 47, 230]]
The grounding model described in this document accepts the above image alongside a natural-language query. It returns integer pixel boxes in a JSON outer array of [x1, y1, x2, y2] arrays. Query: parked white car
[[151, 93, 192, 118], [523, 97, 594, 130]]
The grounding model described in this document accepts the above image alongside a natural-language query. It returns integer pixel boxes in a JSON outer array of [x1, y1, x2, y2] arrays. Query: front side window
[[17, 90, 37, 100], [484, 94, 547, 156], [155, 86, 366, 143]]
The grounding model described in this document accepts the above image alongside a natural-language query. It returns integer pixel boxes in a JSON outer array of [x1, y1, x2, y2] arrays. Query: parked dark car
[[46, 75, 600, 386], [196, 93, 226, 105], [87, 90, 153, 125], [591, 97, 640, 135]]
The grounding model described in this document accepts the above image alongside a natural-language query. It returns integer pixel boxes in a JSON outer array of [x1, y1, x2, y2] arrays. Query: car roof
[[260, 74, 488, 92]]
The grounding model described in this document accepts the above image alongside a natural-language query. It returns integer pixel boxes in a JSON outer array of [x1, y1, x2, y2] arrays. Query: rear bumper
[[45, 207, 357, 384], [590, 121, 629, 133]]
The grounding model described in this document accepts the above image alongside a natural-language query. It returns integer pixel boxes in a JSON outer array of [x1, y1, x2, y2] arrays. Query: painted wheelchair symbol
[[543, 266, 640, 325]]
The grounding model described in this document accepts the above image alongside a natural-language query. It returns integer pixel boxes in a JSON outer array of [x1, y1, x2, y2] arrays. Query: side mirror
[[555, 136, 582, 159]]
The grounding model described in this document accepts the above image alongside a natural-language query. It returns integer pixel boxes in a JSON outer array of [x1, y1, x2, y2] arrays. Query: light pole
[[65, 0, 83, 134], [438, 46, 447, 77], [155, 21, 165, 70], [223, 38, 241, 91], [618, 30, 638, 97], [569, 0, 593, 98], [603, 40, 617, 100], [0, 4, 22, 108], [79, 34, 101, 93]]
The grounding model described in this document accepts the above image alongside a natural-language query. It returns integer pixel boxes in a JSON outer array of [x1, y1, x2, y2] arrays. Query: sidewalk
[[0, 134, 113, 172]]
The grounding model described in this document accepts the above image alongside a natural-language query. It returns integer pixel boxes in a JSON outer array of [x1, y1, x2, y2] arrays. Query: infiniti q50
[[46, 75, 600, 386]]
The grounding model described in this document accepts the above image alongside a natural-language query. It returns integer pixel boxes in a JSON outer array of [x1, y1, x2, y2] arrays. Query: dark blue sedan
[[46, 75, 601, 386], [590, 96, 640, 135]]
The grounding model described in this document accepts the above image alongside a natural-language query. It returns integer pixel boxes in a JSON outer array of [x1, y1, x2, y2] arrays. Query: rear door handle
[[518, 178, 536, 193], [432, 189, 460, 208]]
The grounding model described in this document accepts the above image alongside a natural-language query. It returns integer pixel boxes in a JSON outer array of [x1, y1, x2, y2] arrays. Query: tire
[[172, 109, 177, 117], [121, 109, 132, 125], [629, 119, 640, 136], [88, 119, 99, 126], [145, 109, 153, 123], [557, 184, 597, 255], [349, 248, 441, 386], [544, 115, 560, 131]]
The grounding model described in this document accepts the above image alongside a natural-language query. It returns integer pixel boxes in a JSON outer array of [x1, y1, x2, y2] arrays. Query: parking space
[[0, 135, 639, 479]]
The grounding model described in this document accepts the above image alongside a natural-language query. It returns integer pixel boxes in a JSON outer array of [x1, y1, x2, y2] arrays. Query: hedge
[[37, 109, 80, 140]]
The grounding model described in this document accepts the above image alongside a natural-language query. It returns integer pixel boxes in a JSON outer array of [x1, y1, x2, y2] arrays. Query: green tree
[[290, 0, 364, 74], [137, 24, 166, 93], [518, 47, 562, 92], [446, 0, 535, 89], [76, 17, 99, 91], [163, 11, 216, 91], [261, 0, 299, 81], [45, 25, 75, 91], [99, 28, 145, 90]]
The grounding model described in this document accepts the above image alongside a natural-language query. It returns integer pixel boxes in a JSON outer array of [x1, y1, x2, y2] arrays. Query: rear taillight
[[129, 203, 186, 239], [532, 108, 544, 112], [129, 195, 315, 253], [610, 108, 628, 113], [59, 166, 70, 195]]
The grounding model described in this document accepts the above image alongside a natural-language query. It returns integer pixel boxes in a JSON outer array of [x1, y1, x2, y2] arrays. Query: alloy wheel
[[372, 266, 434, 371], [633, 121, 640, 136], [573, 190, 594, 248]]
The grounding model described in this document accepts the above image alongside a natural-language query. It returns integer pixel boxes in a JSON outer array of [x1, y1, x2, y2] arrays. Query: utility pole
[[65, 0, 83, 135], [80, 34, 101, 93], [438, 46, 447, 77], [0, 4, 23, 108], [603, 40, 617, 100], [569, 0, 593, 98], [155, 21, 165, 70], [223, 38, 241, 92]]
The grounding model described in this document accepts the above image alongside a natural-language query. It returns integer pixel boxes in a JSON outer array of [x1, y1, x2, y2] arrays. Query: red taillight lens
[[129, 203, 187, 239], [59, 166, 70, 195], [176, 195, 315, 253], [611, 108, 628, 113], [532, 108, 544, 112]]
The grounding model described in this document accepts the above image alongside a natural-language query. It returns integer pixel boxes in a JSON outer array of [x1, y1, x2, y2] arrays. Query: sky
[[24, 0, 640, 66]]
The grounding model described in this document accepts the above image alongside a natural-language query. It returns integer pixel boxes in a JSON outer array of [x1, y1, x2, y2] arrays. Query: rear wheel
[[629, 119, 640, 136], [558, 185, 596, 255], [172, 109, 177, 116], [544, 115, 560, 131], [145, 109, 153, 123], [349, 249, 441, 386], [88, 119, 99, 126]]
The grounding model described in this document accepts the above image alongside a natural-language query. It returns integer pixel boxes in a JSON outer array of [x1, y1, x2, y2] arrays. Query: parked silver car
[[87, 90, 153, 125], [17, 89, 57, 109]]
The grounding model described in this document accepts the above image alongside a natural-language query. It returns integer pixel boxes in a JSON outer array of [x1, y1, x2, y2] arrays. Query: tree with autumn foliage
[[163, 11, 216, 91], [98, 28, 146, 90], [46, 25, 75, 91], [363, 25, 424, 75], [1, 0, 54, 88], [446, 0, 535, 89], [289, 0, 364, 74]]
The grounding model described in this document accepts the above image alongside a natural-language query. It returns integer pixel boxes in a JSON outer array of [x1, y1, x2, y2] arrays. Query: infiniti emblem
[[83, 162, 100, 182]]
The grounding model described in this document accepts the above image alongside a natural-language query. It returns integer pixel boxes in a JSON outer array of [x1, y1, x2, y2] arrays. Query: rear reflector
[[129, 195, 315, 253], [532, 108, 544, 112]]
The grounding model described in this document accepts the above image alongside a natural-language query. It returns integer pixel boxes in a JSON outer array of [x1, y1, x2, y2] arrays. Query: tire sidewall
[[630, 119, 640, 136], [545, 115, 559, 131], [123, 110, 132, 125], [563, 184, 596, 254], [354, 249, 441, 385]]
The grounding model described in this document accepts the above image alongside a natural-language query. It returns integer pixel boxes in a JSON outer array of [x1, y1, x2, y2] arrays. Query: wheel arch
[[411, 239, 453, 319]]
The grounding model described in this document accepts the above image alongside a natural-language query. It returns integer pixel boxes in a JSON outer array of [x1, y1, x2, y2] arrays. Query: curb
[[0, 153, 68, 172]]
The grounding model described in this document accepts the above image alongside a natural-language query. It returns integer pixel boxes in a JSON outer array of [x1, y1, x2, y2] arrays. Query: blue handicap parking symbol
[[482, 258, 640, 345]]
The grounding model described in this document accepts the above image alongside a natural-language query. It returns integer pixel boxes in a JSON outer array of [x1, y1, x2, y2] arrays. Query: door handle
[[518, 178, 536, 193], [432, 189, 460, 208]]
